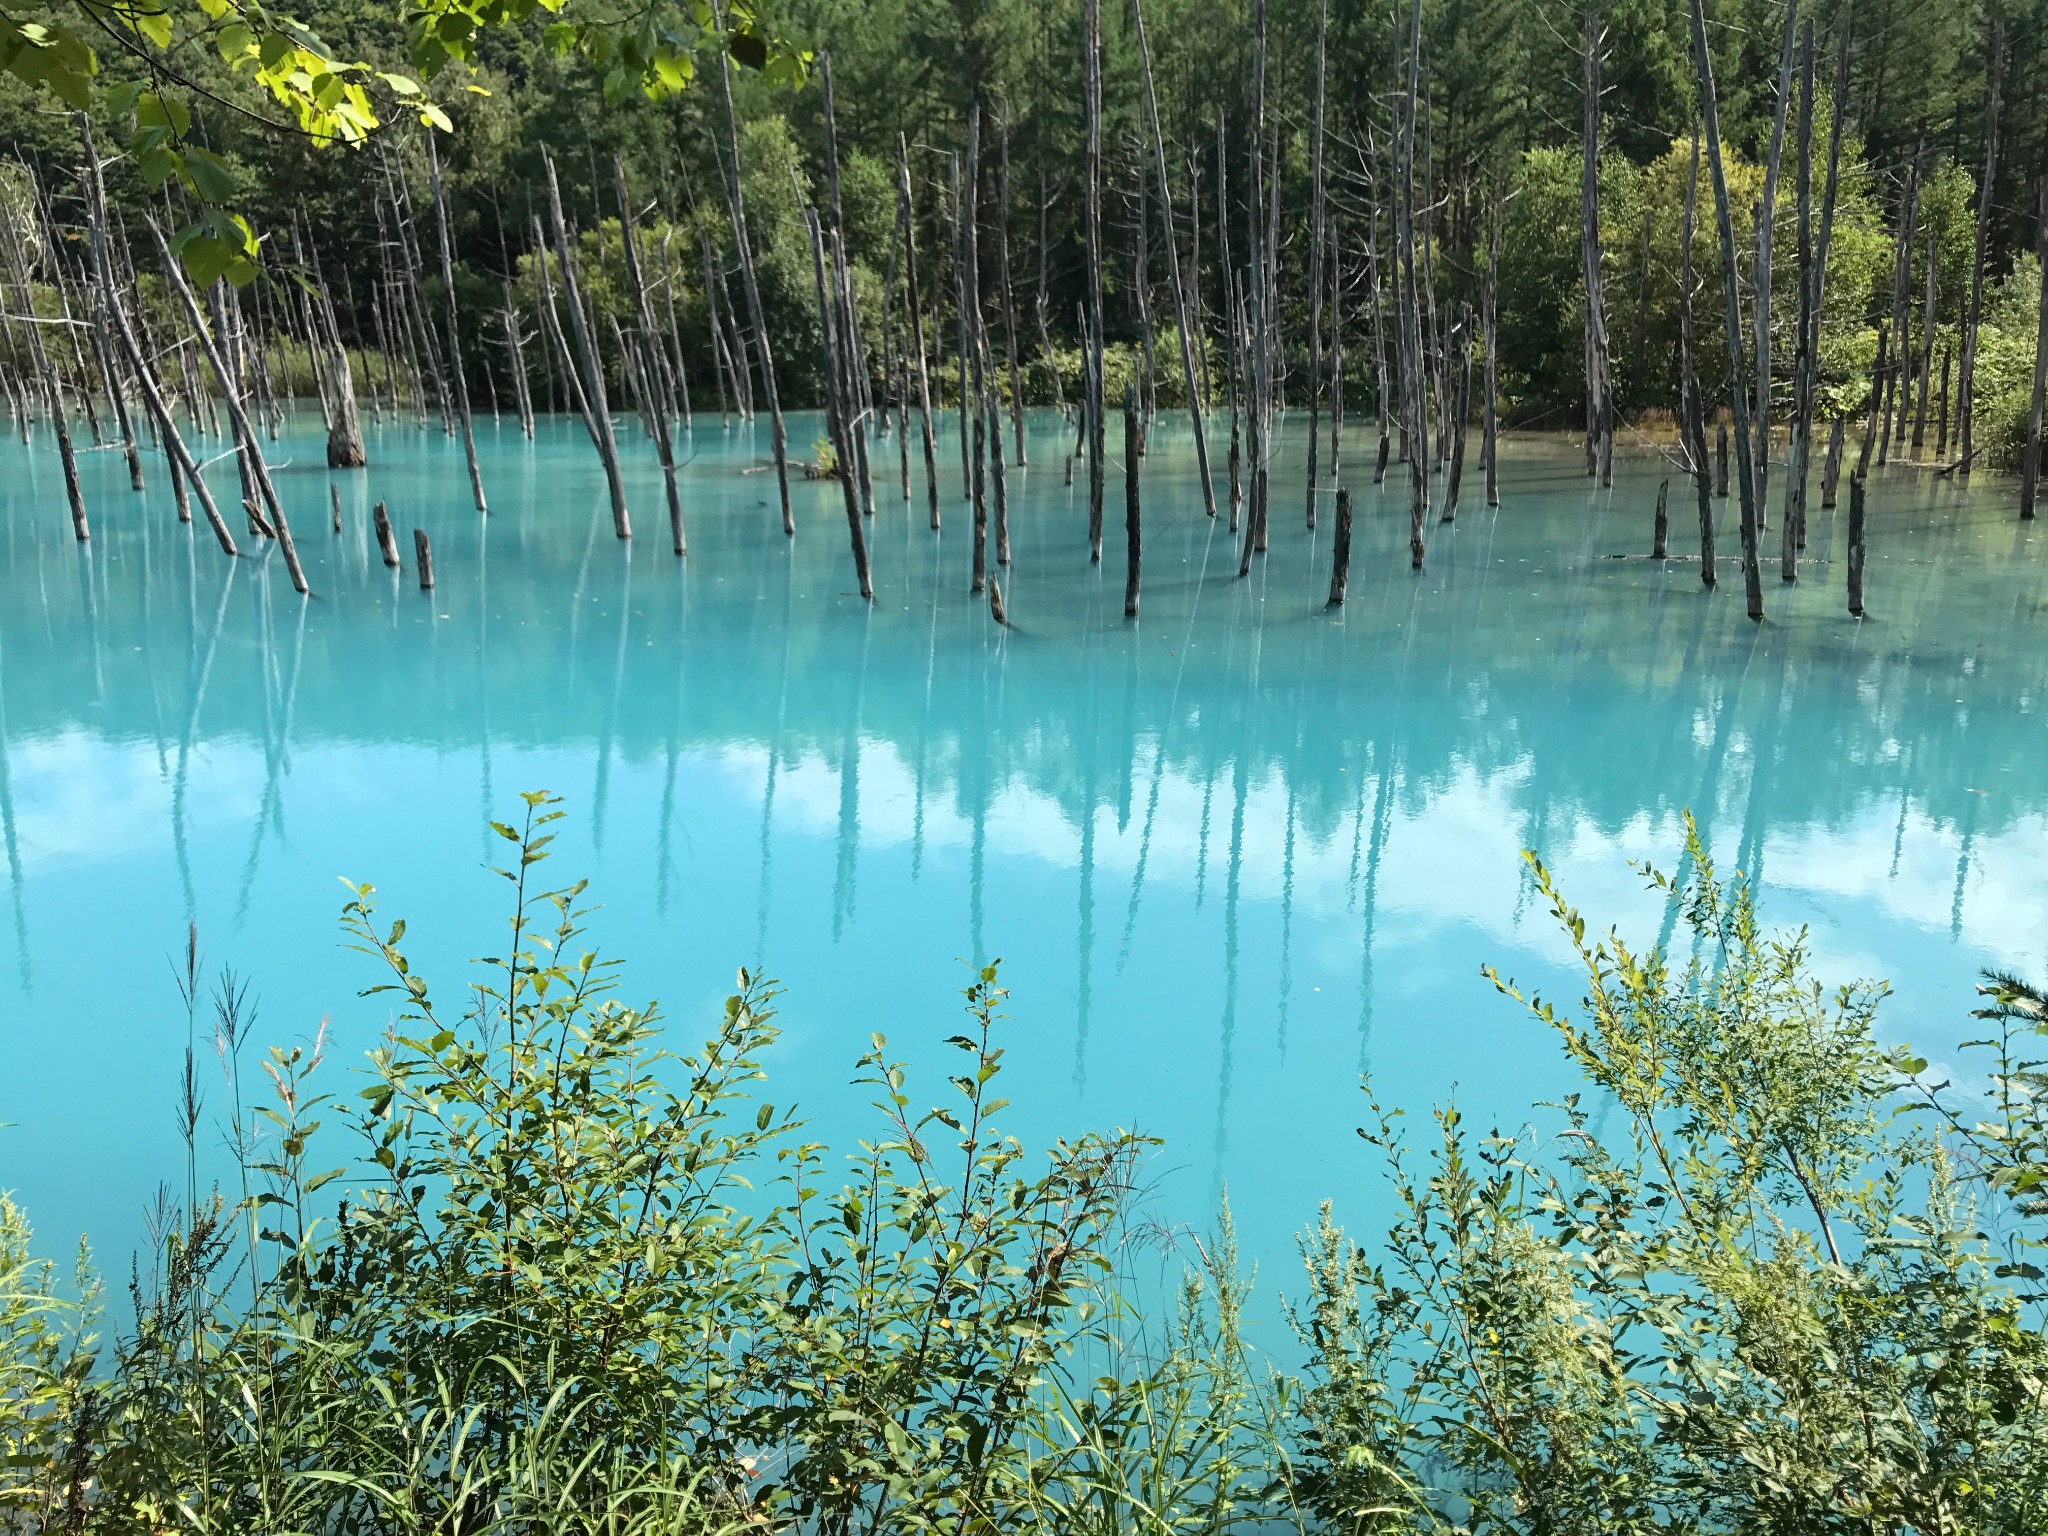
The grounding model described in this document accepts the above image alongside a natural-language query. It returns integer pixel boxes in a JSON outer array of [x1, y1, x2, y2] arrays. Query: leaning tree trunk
[[1689, 0, 1762, 619], [1132, 0, 1217, 518], [716, 41, 794, 533], [543, 152, 631, 539], [617, 156, 687, 554], [426, 132, 486, 513], [154, 220, 308, 593]]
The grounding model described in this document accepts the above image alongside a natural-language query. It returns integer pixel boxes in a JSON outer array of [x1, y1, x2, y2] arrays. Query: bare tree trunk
[[1132, 0, 1217, 517], [79, 116, 237, 552], [2021, 176, 2047, 521], [426, 132, 487, 513], [1752, 0, 1797, 512], [1846, 473, 1866, 614], [617, 156, 687, 554], [502, 280, 535, 438], [3, 193, 87, 538], [1580, 1, 1614, 486], [1877, 142, 1921, 467], [1218, 118, 1243, 523], [1688, 0, 1763, 620], [1239, 0, 1276, 577], [1911, 222, 1936, 450], [1441, 308, 1470, 522], [1327, 487, 1352, 605], [1399, 0, 1432, 566], [897, 138, 943, 529], [803, 207, 872, 598], [1124, 381, 1141, 617], [155, 222, 308, 593], [1084, 0, 1107, 560], [1483, 203, 1501, 506], [1957, 17, 2001, 476], [1304, 0, 1329, 528], [1782, 19, 1814, 582], [963, 119, 989, 591], [543, 152, 631, 539], [1330, 212, 1344, 491], [716, 43, 794, 532], [997, 117, 1026, 465]]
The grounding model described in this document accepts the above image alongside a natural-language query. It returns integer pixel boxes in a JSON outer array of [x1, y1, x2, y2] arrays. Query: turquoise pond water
[[0, 403, 2044, 1310]]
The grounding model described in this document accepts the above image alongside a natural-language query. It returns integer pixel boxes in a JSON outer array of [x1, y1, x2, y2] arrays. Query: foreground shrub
[[1291, 820, 2048, 1535]]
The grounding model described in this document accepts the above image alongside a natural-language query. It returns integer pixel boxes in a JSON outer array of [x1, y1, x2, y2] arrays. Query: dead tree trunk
[[1846, 474, 1866, 615], [1782, 19, 1814, 582], [1580, 1, 1615, 486], [155, 224, 308, 592], [1304, 0, 1330, 529], [2020, 176, 2046, 521], [426, 132, 487, 514], [1957, 17, 2000, 476], [80, 129, 231, 549], [1133, 0, 1217, 517], [716, 46, 794, 533], [1083, 0, 1107, 561], [502, 280, 535, 438], [1752, 0, 1796, 511], [2, 196, 86, 539], [1483, 203, 1501, 507], [997, 118, 1026, 466], [897, 138, 942, 528], [1327, 487, 1353, 605], [803, 207, 872, 599], [1124, 381, 1141, 618], [1399, 0, 1432, 567], [1441, 309, 1469, 522], [1911, 223, 1936, 450], [1689, 0, 1763, 620], [1680, 131, 1714, 587], [543, 153, 630, 539], [617, 159, 687, 554]]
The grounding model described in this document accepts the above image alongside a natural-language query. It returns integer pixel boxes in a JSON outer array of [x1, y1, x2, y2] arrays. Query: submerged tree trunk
[[426, 132, 486, 514], [1579, 1, 1614, 487], [1752, 0, 1797, 512], [543, 152, 630, 539], [156, 222, 308, 593], [1083, 0, 1107, 561], [1957, 18, 2001, 476], [2020, 176, 2047, 521], [1782, 19, 1814, 582], [1483, 205, 1501, 507], [716, 45, 794, 534], [1689, 0, 1763, 620], [617, 157, 687, 555], [1303, 0, 1329, 529], [1133, 0, 1216, 518], [897, 138, 942, 529]]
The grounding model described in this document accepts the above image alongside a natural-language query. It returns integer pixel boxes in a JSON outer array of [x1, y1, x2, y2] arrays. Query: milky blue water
[[1, 404, 2043, 1315]]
